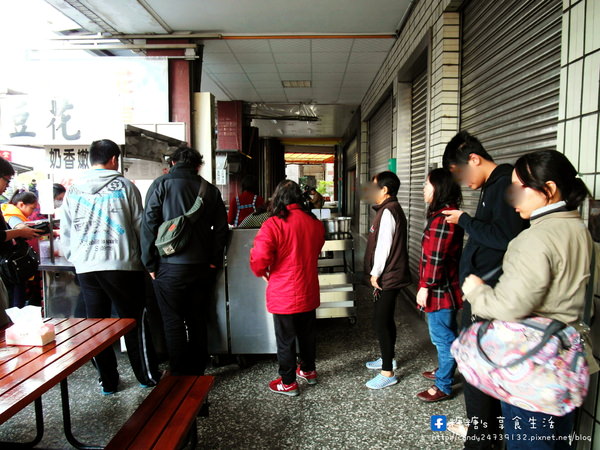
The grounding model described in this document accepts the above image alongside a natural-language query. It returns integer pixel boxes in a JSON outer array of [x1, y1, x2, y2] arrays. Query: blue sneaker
[[366, 373, 398, 390], [365, 358, 397, 370], [98, 376, 118, 395]]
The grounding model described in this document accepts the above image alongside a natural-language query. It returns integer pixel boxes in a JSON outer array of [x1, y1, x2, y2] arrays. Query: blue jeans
[[427, 308, 458, 395], [501, 402, 575, 449]]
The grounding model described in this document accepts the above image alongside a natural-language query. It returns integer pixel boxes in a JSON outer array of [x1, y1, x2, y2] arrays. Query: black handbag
[[0, 238, 40, 285]]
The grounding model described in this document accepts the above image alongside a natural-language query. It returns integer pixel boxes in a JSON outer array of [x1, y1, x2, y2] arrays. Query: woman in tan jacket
[[462, 150, 594, 449]]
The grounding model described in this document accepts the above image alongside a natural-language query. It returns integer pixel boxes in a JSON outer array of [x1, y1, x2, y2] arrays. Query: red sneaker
[[268, 378, 299, 396], [296, 366, 318, 385]]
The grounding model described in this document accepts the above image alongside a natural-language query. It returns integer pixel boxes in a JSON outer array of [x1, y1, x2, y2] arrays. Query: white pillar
[[192, 92, 216, 183]]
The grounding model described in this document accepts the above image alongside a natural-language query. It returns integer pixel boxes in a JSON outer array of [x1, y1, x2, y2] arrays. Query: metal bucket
[[336, 217, 351, 233], [322, 219, 338, 234]]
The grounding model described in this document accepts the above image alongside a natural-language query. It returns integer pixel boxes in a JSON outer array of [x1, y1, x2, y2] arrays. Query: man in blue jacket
[[62, 139, 161, 395], [442, 131, 527, 449]]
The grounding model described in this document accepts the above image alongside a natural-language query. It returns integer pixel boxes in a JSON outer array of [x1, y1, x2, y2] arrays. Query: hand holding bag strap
[[476, 319, 567, 369]]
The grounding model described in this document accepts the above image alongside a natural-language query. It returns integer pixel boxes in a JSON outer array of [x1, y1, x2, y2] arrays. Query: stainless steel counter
[[39, 256, 81, 318], [39, 228, 355, 356], [39, 256, 75, 272], [225, 228, 277, 354]]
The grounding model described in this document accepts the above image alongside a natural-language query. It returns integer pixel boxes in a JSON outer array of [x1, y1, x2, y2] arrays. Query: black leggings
[[373, 289, 399, 371], [273, 310, 317, 385]]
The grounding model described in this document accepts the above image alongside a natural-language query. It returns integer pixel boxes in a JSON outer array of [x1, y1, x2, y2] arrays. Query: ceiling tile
[[211, 73, 250, 82], [311, 39, 354, 52], [247, 72, 282, 81], [201, 74, 230, 100], [312, 90, 340, 100], [226, 80, 255, 88], [277, 63, 311, 73], [256, 87, 286, 94], [312, 63, 347, 73], [203, 52, 237, 64], [311, 52, 349, 64], [342, 79, 372, 88], [343, 71, 377, 80], [202, 40, 232, 53], [226, 39, 272, 53], [286, 95, 314, 102], [345, 63, 378, 73], [251, 79, 282, 88], [242, 63, 278, 73], [312, 72, 345, 81], [278, 72, 311, 80], [260, 95, 288, 102], [351, 38, 395, 52], [339, 88, 366, 97], [204, 63, 244, 73], [235, 52, 275, 63], [228, 88, 260, 98], [312, 80, 342, 89], [269, 39, 311, 52], [243, 94, 264, 102], [284, 87, 313, 96], [337, 98, 361, 105], [348, 52, 388, 64], [273, 53, 311, 64]]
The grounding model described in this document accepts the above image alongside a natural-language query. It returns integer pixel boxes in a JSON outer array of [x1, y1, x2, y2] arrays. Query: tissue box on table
[[5, 306, 55, 346]]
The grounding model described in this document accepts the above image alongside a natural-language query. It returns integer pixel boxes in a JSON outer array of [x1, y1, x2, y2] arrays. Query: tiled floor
[[0, 286, 466, 449]]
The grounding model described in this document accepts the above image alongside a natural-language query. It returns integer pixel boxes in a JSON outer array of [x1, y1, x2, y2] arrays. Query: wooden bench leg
[[198, 400, 210, 417], [186, 398, 210, 449], [0, 397, 45, 448], [60, 379, 103, 450], [187, 418, 198, 449]]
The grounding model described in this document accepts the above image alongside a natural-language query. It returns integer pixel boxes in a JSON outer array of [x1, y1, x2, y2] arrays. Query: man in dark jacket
[[442, 131, 527, 449], [141, 147, 228, 375]]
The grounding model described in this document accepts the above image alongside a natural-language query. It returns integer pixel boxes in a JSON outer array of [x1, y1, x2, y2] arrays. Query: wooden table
[[0, 318, 135, 449]]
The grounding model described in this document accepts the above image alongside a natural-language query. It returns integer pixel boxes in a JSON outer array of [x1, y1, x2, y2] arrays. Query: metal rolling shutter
[[460, 0, 562, 214], [344, 138, 358, 221], [407, 70, 428, 278], [369, 95, 393, 222], [346, 138, 357, 169]]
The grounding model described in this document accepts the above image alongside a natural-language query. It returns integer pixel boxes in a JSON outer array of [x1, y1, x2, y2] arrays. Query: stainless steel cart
[[317, 235, 356, 323]]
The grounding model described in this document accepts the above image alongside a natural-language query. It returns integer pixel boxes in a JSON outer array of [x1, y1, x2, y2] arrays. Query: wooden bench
[[0, 318, 137, 448], [106, 375, 214, 450]]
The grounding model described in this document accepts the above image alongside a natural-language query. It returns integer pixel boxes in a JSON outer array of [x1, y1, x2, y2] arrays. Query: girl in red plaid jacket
[[416, 168, 464, 403]]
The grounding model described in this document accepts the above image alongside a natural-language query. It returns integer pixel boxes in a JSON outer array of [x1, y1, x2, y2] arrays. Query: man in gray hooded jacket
[[62, 139, 160, 394]]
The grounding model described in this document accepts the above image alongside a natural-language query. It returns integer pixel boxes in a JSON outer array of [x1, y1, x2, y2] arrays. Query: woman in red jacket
[[416, 168, 464, 402], [250, 180, 325, 397]]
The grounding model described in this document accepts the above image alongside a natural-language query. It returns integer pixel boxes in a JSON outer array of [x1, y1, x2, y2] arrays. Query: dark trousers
[[373, 289, 399, 372], [501, 402, 575, 449], [152, 263, 210, 376], [463, 382, 503, 449], [77, 271, 160, 389], [7, 282, 27, 308], [273, 310, 317, 385]]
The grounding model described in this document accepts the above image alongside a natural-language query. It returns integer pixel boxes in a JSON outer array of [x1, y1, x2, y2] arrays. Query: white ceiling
[[78, 0, 411, 35], [43, 0, 407, 104], [202, 38, 393, 103]]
